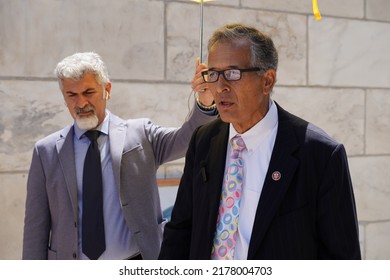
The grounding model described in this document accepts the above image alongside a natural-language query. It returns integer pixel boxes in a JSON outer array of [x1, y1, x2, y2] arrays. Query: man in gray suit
[[22, 52, 216, 260]]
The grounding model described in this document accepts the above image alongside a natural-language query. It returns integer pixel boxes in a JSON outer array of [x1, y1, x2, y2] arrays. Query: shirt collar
[[74, 110, 110, 140], [229, 99, 278, 152]]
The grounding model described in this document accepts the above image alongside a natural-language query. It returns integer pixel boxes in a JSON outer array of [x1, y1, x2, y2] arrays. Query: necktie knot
[[84, 130, 100, 142], [231, 135, 246, 153]]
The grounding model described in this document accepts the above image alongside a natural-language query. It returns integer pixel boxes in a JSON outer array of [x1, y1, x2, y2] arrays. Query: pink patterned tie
[[211, 135, 246, 260]]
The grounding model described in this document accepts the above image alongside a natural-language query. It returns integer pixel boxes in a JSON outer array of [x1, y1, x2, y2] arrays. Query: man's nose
[[76, 95, 89, 108], [213, 75, 230, 94]]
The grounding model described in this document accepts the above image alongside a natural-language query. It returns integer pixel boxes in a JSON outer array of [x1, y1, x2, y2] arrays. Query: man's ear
[[263, 69, 276, 95], [105, 82, 112, 100]]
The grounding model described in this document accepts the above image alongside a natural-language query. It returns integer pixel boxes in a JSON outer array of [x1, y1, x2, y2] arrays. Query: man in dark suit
[[159, 23, 361, 260]]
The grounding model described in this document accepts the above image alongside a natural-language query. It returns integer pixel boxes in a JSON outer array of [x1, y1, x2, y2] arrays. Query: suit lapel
[[57, 126, 78, 223], [247, 105, 300, 259], [108, 114, 127, 190]]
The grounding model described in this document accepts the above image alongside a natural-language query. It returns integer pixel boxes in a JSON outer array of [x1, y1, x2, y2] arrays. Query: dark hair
[[207, 23, 278, 71]]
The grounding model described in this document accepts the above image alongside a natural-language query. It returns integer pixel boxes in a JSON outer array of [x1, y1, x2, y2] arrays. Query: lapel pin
[[272, 171, 281, 181]]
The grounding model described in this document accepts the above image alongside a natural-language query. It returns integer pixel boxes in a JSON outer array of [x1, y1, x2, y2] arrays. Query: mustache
[[74, 105, 96, 115]]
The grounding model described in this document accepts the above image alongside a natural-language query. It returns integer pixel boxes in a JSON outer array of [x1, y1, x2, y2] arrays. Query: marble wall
[[0, 0, 389, 259]]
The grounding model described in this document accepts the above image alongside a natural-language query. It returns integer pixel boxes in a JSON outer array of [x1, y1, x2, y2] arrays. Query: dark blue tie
[[82, 130, 105, 260]]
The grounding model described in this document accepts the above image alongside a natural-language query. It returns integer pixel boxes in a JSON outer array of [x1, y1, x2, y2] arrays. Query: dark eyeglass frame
[[201, 67, 262, 83]]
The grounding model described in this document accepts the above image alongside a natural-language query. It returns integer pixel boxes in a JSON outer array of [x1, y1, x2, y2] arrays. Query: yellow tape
[[313, 0, 322, 20]]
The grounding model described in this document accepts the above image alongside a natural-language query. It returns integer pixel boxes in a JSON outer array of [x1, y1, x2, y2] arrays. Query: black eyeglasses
[[201, 67, 262, 83]]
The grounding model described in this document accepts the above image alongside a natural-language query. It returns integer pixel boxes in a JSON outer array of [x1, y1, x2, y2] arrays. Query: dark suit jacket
[[159, 103, 361, 260]]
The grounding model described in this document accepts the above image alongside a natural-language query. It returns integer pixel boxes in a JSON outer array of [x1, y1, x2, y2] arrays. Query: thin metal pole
[[199, 0, 204, 63]]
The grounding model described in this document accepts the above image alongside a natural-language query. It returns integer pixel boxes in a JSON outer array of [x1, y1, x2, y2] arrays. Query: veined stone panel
[[309, 17, 390, 88], [157, 158, 185, 179], [242, 0, 364, 19], [176, 0, 239, 7], [349, 156, 390, 222], [366, 0, 390, 22], [273, 86, 365, 156], [0, 80, 70, 172], [365, 221, 390, 259], [0, 0, 164, 80], [359, 224, 365, 259], [0, 173, 27, 260], [167, 3, 307, 85], [165, 161, 186, 179], [107, 82, 194, 128], [366, 89, 390, 154]]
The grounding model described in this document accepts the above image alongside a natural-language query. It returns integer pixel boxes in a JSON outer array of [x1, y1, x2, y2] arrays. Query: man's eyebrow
[[208, 65, 239, 71], [83, 88, 96, 93], [65, 88, 96, 94]]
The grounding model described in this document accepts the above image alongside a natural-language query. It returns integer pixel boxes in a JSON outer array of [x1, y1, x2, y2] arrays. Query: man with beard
[[22, 52, 216, 260]]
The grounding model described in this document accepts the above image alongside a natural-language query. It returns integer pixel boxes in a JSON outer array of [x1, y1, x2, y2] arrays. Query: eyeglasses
[[201, 67, 262, 83]]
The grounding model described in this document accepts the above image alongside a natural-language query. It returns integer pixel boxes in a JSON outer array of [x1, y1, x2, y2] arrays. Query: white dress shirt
[[224, 100, 278, 260]]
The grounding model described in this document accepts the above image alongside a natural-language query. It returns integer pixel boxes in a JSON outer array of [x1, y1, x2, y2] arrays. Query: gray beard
[[75, 115, 99, 130]]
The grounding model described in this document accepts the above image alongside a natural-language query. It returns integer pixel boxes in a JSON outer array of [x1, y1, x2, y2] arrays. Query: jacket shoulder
[[34, 125, 73, 148]]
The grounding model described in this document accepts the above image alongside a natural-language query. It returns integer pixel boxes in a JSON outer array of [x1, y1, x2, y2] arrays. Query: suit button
[[73, 253, 77, 259]]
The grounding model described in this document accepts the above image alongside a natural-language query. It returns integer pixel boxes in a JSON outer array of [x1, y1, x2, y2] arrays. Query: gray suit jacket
[[23, 106, 214, 260]]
